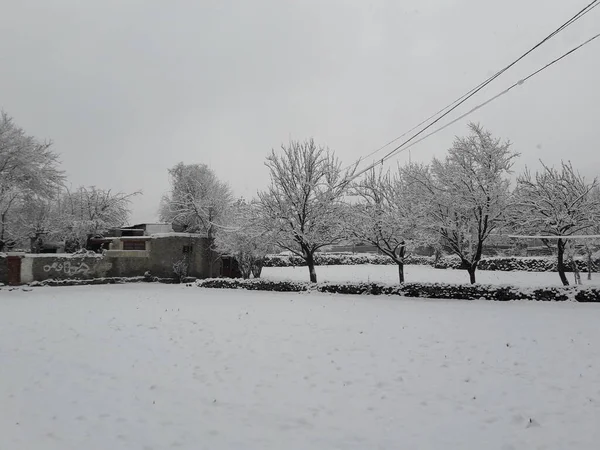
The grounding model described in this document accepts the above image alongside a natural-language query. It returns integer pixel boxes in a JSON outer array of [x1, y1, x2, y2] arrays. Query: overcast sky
[[1, 0, 598, 223]]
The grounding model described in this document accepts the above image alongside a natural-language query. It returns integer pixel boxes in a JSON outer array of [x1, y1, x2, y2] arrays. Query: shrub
[[262, 253, 600, 273], [196, 278, 600, 302], [197, 278, 309, 292]]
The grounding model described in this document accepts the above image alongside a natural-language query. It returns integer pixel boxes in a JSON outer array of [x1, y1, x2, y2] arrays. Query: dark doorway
[[7, 256, 22, 286]]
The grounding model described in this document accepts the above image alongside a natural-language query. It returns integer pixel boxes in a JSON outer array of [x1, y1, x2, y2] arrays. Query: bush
[[196, 278, 600, 302], [263, 253, 600, 273], [198, 278, 309, 292]]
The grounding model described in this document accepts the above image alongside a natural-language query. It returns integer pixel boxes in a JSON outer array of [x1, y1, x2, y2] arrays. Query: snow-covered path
[[1, 284, 600, 449], [263, 264, 600, 287]]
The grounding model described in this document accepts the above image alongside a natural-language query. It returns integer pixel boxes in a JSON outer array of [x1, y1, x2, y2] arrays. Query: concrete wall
[[4, 235, 222, 284], [23, 255, 113, 283], [146, 236, 221, 278]]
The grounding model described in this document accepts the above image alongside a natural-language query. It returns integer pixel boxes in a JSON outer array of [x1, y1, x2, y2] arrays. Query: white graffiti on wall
[[43, 261, 91, 276]]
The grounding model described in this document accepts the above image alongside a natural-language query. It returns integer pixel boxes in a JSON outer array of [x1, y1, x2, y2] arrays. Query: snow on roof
[[150, 232, 206, 238], [111, 232, 206, 239], [20, 253, 104, 258]]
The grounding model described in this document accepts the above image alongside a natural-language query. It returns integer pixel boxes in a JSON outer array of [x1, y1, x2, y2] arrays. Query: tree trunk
[[433, 248, 441, 267], [557, 239, 569, 286], [394, 245, 406, 284], [0, 216, 5, 252], [587, 249, 593, 281], [397, 262, 405, 284], [467, 266, 477, 284], [251, 260, 263, 279], [571, 259, 581, 285], [305, 251, 318, 283], [204, 236, 216, 278]]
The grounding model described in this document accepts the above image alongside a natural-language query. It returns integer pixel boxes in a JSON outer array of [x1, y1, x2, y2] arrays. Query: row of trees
[[159, 124, 600, 286], [0, 112, 139, 252], [9, 106, 595, 287]]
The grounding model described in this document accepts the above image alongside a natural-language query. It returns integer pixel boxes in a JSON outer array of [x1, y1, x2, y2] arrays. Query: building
[[1, 232, 223, 285]]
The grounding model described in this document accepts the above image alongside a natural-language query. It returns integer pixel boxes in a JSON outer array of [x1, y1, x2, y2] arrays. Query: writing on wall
[[43, 261, 91, 277]]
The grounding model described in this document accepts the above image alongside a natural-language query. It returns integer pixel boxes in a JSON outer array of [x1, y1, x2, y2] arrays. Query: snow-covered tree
[[57, 186, 140, 251], [215, 198, 275, 279], [159, 163, 232, 239], [5, 186, 139, 252], [405, 123, 518, 284], [348, 167, 430, 283], [258, 139, 354, 283], [160, 163, 232, 277], [514, 161, 600, 286], [0, 112, 64, 251], [9, 195, 64, 252], [581, 190, 600, 280]]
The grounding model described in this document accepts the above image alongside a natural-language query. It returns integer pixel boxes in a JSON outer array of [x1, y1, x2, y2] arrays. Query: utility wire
[[343, 0, 600, 174], [380, 32, 600, 162], [343, 31, 600, 185]]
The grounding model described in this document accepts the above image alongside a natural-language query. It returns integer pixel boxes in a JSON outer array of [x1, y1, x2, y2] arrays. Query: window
[[123, 240, 146, 251], [183, 245, 193, 254]]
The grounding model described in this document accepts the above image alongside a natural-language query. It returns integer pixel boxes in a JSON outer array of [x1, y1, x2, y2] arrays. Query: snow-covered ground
[[262, 264, 600, 287], [2, 284, 600, 449]]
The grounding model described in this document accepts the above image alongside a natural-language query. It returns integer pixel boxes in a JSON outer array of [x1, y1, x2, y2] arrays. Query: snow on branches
[[214, 198, 276, 279], [405, 123, 518, 284], [0, 112, 64, 251], [348, 168, 430, 283], [159, 163, 232, 239], [514, 161, 600, 285], [258, 139, 355, 283]]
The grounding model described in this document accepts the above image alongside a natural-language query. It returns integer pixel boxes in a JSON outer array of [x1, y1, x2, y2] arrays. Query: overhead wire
[[341, 0, 600, 176], [365, 32, 600, 164]]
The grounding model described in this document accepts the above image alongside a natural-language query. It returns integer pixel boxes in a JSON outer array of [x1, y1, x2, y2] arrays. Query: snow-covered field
[[2, 284, 600, 449], [263, 264, 600, 287]]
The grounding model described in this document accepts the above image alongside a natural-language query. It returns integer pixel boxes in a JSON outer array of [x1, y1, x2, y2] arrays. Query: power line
[[340, 30, 600, 187], [343, 0, 600, 174], [376, 32, 600, 159]]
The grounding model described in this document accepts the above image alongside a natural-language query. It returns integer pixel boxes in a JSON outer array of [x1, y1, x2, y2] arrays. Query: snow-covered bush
[[196, 278, 600, 302], [198, 278, 309, 292], [262, 253, 600, 273], [172, 258, 189, 283]]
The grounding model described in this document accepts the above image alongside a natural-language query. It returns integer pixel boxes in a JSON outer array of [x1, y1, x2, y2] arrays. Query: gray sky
[[1, 0, 599, 223]]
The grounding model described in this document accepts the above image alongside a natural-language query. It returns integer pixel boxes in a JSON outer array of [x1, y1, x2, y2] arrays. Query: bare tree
[[258, 139, 354, 283], [405, 123, 518, 284], [515, 161, 600, 286], [0, 112, 64, 251], [215, 198, 275, 279], [348, 167, 430, 283]]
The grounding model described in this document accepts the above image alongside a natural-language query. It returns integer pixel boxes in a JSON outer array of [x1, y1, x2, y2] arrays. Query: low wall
[[19, 254, 153, 283], [22, 255, 113, 283], [4, 234, 222, 285]]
